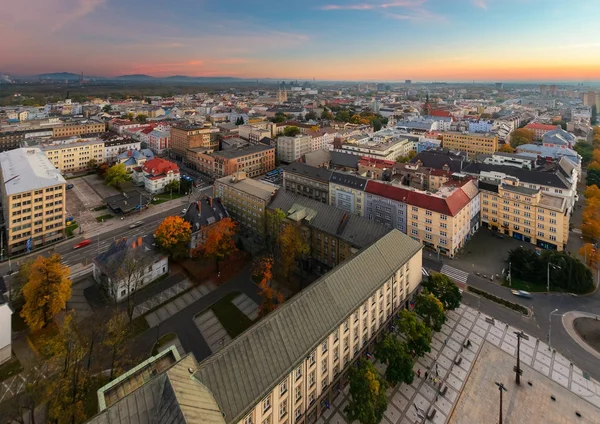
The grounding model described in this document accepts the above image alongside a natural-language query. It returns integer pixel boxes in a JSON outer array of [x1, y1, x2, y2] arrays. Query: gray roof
[[193, 229, 422, 423], [183, 197, 228, 234], [329, 171, 368, 190], [330, 151, 360, 169], [283, 161, 333, 182], [302, 149, 331, 167], [462, 162, 570, 189], [269, 190, 390, 248], [542, 128, 576, 146], [0, 148, 66, 195], [212, 143, 274, 159]]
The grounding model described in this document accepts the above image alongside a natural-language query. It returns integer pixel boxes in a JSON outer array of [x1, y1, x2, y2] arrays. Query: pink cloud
[[320, 0, 425, 10], [472, 0, 488, 9]]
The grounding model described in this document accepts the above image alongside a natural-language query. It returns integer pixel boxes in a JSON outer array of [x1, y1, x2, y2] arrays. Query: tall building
[[441, 132, 498, 156], [277, 135, 312, 163], [0, 148, 67, 255], [283, 162, 333, 203], [41, 139, 105, 173], [582, 91, 600, 111], [213, 144, 276, 178], [170, 124, 218, 161]]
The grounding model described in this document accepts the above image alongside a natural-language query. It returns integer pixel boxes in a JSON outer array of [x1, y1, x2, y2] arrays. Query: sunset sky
[[3, 0, 600, 81]]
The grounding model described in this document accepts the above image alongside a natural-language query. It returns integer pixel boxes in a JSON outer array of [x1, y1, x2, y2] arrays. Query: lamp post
[[495, 382, 507, 424], [547, 262, 561, 292], [513, 331, 529, 385], [549, 309, 563, 351]]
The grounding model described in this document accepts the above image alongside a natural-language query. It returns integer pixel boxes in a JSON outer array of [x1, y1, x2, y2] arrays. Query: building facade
[[104, 138, 141, 162], [52, 122, 105, 138], [182, 197, 229, 254], [441, 132, 498, 156], [0, 148, 67, 255], [277, 135, 312, 163], [42, 140, 105, 173], [328, 172, 367, 216], [213, 144, 276, 178], [283, 162, 332, 204], [132, 157, 180, 194], [170, 124, 218, 160]]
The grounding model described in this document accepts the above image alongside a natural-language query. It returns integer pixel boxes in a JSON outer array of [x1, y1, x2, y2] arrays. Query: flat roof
[[216, 175, 277, 201], [213, 143, 274, 159], [0, 148, 66, 195], [40, 139, 104, 151]]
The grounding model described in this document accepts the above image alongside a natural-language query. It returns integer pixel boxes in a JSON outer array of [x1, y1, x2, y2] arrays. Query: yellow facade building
[[441, 132, 498, 155], [0, 148, 67, 255], [42, 140, 105, 173], [52, 122, 105, 138]]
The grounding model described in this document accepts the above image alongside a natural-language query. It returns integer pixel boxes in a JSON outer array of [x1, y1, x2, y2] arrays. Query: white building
[[0, 302, 12, 364], [132, 157, 180, 194], [468, 120, 494, 133], [335, 137, 413, 161], [148, 129, 170, 154], [104, 139, 141, 162], [277, 135, 312, 163]]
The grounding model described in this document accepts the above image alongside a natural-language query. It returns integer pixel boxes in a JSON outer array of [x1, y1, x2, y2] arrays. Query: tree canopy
[[422, 272, 462, 310], [498, 144, 515, 153], [254, 256, 284, 316], [196, 217, 237, 272], [345, 360, 388, 424], [278, 224, 309, 279], [509, 128, 535, 148], [414, 292, 446, 331], [154, 216, 192, 258], [284, 126, 301, 137], [375, 333, 415, 386], [395, 309, 432, 357], [104, 163, 129, 189]]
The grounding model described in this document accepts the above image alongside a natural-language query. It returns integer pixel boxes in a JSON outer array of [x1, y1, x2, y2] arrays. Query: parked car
[[66, 184, 74, 190], [129, 221, 144, 229], [181, 208, 187, 214], [73, 239, 91, 249], [511, 290, 532, 299]]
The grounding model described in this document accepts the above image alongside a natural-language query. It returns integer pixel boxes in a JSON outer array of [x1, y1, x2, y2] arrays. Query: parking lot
[[82, 174, 120, 200], [65, 178, 105, 226]]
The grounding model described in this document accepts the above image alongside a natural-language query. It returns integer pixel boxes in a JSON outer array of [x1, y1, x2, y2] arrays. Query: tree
[[154, 216, 192, 258], [21, 254, 72, 332], [254, 256, 284, 316], [371, 118, 382, 131], [509, 128, 535, 148], [422, 272, 462, 310], [266, 208, 287, 253], [164, 179, 180, 194], [196, 218, 237, 273], [103, 311, 132, 379], [335, 110, 351, 122], [345, 360, 388, 424], [395, 151, 416, 163], [375, 334, 414, 386], [87, 158, 99, 170], [349, 114, 362, 124], [278, 224, 309, 279], [145, 97, 152, 105], [498, 144, 515, 153], [395, 309, 432, 357], [574, 141, 594, 164], [552, 119, 567, 130], [305, 110, 317, 121], [582, 197, 600, 241], [593, 105, 598, 125], [284, 126, 300, 137], [101, 104, 112, 113], [97, 162, 109, 178], [414, 292, 446, 331], [135, 114, 147, 123], [271, 112, 286, 123], [126, 112, 134, 121], [579, 243, 600, 268], [584, 185, 600, 201], [104, 163, 129, 189]]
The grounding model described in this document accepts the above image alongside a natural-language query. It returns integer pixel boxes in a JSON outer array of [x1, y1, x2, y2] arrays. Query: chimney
[[197, 201, 201, 213], [131, 241, 136, 248], [137, 236, 143, 247], [209, 196, 213, 208]]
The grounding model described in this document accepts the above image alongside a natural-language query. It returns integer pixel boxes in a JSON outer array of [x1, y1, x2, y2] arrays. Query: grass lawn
[[152, 192, 186, 205], [207, 292, 254, 338], [92, 205, 107, 211], [130, 316, 150, 337], [65, 222, 79, 237], [95, 214, 115, 222], [152, 333, 177, 355], [0, 357, 23, 382], [502, 277, 567, 293]]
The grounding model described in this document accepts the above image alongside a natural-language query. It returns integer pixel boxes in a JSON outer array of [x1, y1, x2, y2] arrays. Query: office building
[[283, 162, 333, 203], [441, 132, 498, 156], [42, 139, 105, 173], [329, 172, 368, 216], [213, 144, 276, 178], [0, 148, 67, 255], [52, 122, 105, 138], [277, 135, 312, 163], [170, 124, 218, 160]]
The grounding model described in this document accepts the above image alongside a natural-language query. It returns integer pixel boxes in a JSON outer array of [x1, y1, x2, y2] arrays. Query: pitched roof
[[193, 230, 422, 423], [330, 151, 360, 169], [283, 161, 333, 182], [142, 157, 179, 176], [183, 197, 228, 233], [269, 190, 390, 248], [329, 171, 368, 190], [411, 150, 467, 173], [93, 236, 163, 279]]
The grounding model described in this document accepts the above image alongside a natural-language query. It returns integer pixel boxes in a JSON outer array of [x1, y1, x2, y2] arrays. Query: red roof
[[365, 181, 471, 216], [359, 156, 395, 169], [430, 109, 453, 119], [525, 123, 556, 131], [142, 158, 179, 176]]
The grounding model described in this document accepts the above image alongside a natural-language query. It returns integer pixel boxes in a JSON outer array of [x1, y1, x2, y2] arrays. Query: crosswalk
[[440, 264, 470, 284]]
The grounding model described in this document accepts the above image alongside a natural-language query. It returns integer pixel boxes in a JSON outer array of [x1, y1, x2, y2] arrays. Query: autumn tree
[[154, 215, 192, 258], [21, 254, 72, 332], [254, 256, 284, 316], [582, 197, 600, 241], [345, 360, 388, 424], [278, 224, 309, 279], [135, 114, 147, 123], [498, 144, 515, 153], [395, 309, 432, 357], [196, 217, 237, 273], [584, 185, 600, 200], [579, 243, 600, 268], [284, 126, 301, 137], [509, 128, 535, 148], [266, 208, 286, 252], [415, 291, 446, 331], [103, 311, 133, 379], [104, 162, 129, 189], [422, 272, 462, 311], [375, 334, 415, 386]]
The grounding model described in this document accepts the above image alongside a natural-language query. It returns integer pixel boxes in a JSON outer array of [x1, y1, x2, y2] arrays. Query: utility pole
[[547, 262, 561, 292], [513, 331, 528, 385], [508, 262, 511, 287], [495, 382, 507, 424]]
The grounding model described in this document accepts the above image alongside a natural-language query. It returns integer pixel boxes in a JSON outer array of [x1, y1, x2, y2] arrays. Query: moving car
[[181, 208, 187, 214], [129, 221, 144, 229], [511, 290, 532, 299], [66, 184, 74, 190], [73, 239, 91, 249]]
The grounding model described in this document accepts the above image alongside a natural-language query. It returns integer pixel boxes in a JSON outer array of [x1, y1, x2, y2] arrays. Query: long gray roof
[[193, 229, 422, 423], [461, 162, 570, 189], [268, 190, 390, 248], [283, 161, 333, 182]]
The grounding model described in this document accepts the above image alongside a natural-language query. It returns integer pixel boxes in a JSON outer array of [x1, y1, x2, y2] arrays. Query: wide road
[[424, 257, 600, 381]]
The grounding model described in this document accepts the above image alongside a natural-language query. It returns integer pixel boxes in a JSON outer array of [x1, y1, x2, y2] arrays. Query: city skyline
[[2, 0, 600, 81]]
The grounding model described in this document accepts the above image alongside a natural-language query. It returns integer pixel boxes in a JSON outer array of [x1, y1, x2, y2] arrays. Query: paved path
[[194, 310, 231, 353], [232, 293, 260, 320], [317, 304, 600, 424], [133, 278, 194, 319], [66, 276, 95, 320]]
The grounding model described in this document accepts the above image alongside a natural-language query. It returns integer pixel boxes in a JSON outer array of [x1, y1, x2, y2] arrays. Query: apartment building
[[214, 171, 278, 239], [365, 179, 478, 257], [186, 148, 216, 176], [170, 124, 218, 160], [147, 129, 170, 154], [268, 190, 390, 273], [441, 132, 498, 155], [277, 135, 312, 163], [87, 230, 422, 424], [52, 122, 105, 138], [239, 124, 271, 144], [213, 144, 276, 178], [358, 157, 395, 180], [479, 178, 568, 251], [283, 162, 332, 203], [329, 172, 368, 216], [132, 157, 179, 194], [104, 138, 141, 162], [0, 127, 52, 152], [42, 140, 105, 173], [524, 123, 560, 141], [334, 138, 412, 161], [0, 148, 67, 255]]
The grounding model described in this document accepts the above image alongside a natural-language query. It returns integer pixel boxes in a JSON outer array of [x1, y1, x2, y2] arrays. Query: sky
[[2, 0, 600, 81]]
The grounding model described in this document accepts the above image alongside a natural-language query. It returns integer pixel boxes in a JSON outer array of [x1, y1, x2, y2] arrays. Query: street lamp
[[513, 331, 529, 385], [495, 382, 507, 424], [549, 309, 563, 351], [547, 262, 561, 292]]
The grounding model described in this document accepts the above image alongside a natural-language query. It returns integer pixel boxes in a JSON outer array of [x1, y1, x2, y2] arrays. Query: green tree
[[395, 309, 432, 357], [345, 361, 388, 424], [574, 141, 593, 164], [126, 112, 134, 121], [272, 112, 286, 123], [321, 109, 334, 120], [305, 110, 317, 121], [101, 104, 112, 113], [135, 114, 147, 123], [372, 118, 382, 131], [335, 110, 351, 122], [104, 163, 129, 189], [375, 334, 415, 386], [422, 272, 462, 310], [266, 208, 287, 252], [164, 179, 180, 193], [87, 158, 99, 170], [509, 128, 535, 148], [415, 292, 446, 331], [284, 126, 301, 137]]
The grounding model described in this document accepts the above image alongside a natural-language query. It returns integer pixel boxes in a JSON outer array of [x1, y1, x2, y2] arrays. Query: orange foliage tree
[[21, 254, 72, 332], [498, 144, 515, 153], [196, 218, 237, 272], [584, 184, 600, 200], [278, 224, 309, 279], [154, 216, 192, 258], [579, 243, 600, 268], [254, 256, 284, 316], [582, 197, 600, 241]]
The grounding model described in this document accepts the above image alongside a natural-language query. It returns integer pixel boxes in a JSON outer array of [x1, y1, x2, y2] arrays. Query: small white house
[[0, 301, 13, 364], [92, 237, 168, 303]]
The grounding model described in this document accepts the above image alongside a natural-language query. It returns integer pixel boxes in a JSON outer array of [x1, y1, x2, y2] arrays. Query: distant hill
[[162, 75, 243, 82], [114, 74, 155, 80], [30, 72, 244, 83], [37, 72, 83, 80]]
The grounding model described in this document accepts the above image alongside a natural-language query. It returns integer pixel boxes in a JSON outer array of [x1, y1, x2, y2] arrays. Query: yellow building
[[0, 148, 67, 255], [52, 122, 105, 138], [479, 178, 568, 251], [441, 132, 498, 155], [42, 140, 105, 173]]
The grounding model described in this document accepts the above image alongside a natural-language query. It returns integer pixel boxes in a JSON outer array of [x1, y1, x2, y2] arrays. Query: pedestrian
[[434, 377, 437, 385], [436, 370, 439, 378], [417, 369, 421, 378], [425, 371, 429, 380]]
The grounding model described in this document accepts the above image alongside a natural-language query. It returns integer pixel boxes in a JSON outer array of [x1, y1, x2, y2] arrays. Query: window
[[343, 320, 349, 332], [295, 405, 302, 421], [308, 351, 315, 366], [280, 380, 288, 396], [321, 358, 327, 373], [309, 391, 315, 406], [263, 395, 271, 412], [322, 340, 328, 353], [280, 402, 287, 419], [309, 371, 315, 387], [295, 366, 302, 381], [295, 386, 302, 401], [244, 415, 253, 424], [333, 330, 339, 343], [343, 336, 349, 351], [321, 377, 328, 390], [333, 348, 339, 361]]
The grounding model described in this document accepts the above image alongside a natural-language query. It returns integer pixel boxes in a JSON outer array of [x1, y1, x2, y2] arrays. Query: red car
[[73, 239, 91, 249]]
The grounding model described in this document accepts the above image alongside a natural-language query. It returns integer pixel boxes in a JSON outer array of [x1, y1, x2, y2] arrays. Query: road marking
[[441, 264, 470, 285]]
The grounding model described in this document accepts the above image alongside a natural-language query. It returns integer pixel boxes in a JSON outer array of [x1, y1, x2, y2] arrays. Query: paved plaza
[[317, 304, 600, 424]]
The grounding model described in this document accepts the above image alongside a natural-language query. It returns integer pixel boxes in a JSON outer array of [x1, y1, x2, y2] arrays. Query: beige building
[[87, 230, 423, 424], [52, 122, 105, 138], [214, 171, 278, 238], [0, 148, 67, 255], [479, 178, 568, 251], [42, 140, 105, 173], [328, 172, 367, 216], [441, 132, 498, 155], [170, 124, 218, 160]]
